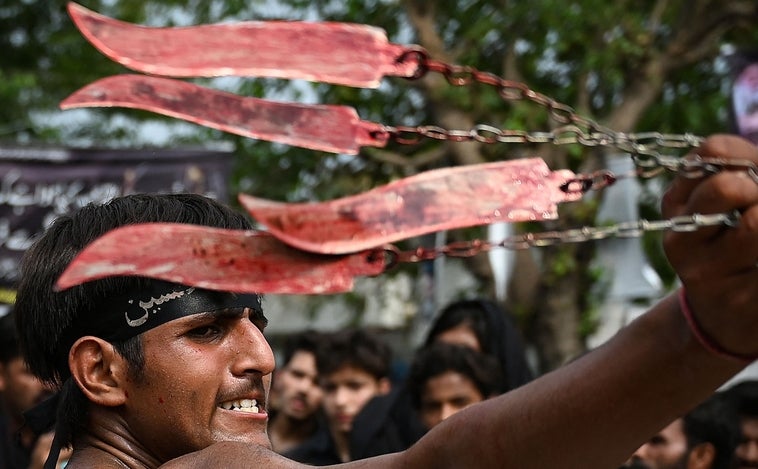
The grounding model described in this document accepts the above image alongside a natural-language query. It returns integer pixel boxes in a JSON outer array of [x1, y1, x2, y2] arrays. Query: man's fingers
[[661, 135, 758, 219]]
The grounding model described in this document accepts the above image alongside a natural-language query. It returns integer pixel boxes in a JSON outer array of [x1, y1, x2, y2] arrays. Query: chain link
[[381, 211, 740, 269]]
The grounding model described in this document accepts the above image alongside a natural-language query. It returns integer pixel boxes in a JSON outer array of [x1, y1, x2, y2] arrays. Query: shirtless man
[[14, 135, 758, 469]]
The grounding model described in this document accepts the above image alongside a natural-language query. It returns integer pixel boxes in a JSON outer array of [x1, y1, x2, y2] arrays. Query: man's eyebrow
[[186, 307, 267, 323]]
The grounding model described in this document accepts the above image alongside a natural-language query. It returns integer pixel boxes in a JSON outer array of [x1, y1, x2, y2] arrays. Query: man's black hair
[[724, 380, 758, 418], [316, 328, 391, 381], [14, 193, 253, 445], [281, 329, 324, 368], [424, 298, 532, 392], [406, 342, 504, 410], [682, 393, 740, 469]]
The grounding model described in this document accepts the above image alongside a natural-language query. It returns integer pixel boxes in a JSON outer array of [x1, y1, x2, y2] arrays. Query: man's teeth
[[220, 399, 260, 413]]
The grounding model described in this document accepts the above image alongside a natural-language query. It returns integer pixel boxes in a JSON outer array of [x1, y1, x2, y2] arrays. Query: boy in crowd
[[0, 311, 69, 469], [286, 328, 391, 464], [406, 342, 503, 431]]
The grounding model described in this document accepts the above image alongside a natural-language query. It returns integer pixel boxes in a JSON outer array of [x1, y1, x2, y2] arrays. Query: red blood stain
[[159, 397, 164, 404]]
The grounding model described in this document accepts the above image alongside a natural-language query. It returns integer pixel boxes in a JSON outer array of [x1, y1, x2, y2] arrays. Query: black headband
[[78, 280, 263, 343]]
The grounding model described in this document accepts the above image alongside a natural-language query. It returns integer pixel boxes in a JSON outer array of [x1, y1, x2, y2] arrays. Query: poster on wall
[[731, 50, 758, 144], [0, 146, 234, 304]]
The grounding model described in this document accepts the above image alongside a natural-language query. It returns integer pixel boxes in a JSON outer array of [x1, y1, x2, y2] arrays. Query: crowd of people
[[267, 296, 532, 465], [0, 134, 756, 469], [261, 323, 758, 469]]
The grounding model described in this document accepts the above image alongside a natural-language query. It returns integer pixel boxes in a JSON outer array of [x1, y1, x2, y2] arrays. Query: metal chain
[[381, 211, 740, 269], [391, 50, 709, 173], [561, 155, 758, 194], [391, 50, 758, 186]]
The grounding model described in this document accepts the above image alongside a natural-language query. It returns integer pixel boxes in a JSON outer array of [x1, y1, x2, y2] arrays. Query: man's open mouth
[[219, 399, 261, 413]]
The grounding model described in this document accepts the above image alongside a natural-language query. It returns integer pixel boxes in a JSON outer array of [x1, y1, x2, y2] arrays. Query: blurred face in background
[[276, 350, 323, 421], [622, 419, 688, 469], [320, 366, 389, 434], [0, 356, 52, 422], [735, 417, 758, 469], [418, 371, 485, 430]]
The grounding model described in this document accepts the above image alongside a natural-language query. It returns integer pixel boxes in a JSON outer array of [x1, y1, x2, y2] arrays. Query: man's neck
[[330, 428, 351, 464], [67, 406, 163, 469]]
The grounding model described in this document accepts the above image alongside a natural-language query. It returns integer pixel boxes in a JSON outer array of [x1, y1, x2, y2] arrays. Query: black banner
[[0, 146, 234, 297]]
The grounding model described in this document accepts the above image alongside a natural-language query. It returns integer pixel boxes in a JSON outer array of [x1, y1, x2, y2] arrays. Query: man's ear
[[687, 442, 715, 469], [69, 336, 128, 407]]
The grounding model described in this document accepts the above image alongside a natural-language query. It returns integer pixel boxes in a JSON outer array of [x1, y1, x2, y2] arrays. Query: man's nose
[[631, 443, 650, 461], [230, 319, 276, 376], [439, 403, 459, 422], [333, 387, 351, 407]]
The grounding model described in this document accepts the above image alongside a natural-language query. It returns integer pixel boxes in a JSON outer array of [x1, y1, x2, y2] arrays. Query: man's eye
[[187, 325, 222, 338]]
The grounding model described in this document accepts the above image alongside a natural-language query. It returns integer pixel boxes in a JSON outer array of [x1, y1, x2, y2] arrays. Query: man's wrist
[[678, 288, 757, 364]]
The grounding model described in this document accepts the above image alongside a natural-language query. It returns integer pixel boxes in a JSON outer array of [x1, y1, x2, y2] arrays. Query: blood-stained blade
[[239, 158, 582, 254], [67, 2, 419, 88], [56, 223, 386, 294], [60, 74, 387, 154]]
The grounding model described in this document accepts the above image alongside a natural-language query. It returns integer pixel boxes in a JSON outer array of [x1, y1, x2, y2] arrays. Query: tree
[[2, 0, 758, 372], [279, 0, 758, 371]]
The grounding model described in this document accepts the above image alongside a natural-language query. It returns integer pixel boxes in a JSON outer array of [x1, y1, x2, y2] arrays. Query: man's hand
[[662, 134, 758, 358]]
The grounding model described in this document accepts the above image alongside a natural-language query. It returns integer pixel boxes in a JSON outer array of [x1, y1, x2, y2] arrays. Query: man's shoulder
[[161, 441, 407, 468], [161, 442, 304, 468]]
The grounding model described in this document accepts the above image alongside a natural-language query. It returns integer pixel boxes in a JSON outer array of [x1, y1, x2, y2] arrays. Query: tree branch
[[400, 0, 451, 62]]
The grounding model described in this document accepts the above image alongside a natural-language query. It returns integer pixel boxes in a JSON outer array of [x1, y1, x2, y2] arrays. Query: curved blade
[[67, 2, 418, 88], [56, 223, 386, 294], [239, 158, 581, 254], [60, 74, 386, 154]]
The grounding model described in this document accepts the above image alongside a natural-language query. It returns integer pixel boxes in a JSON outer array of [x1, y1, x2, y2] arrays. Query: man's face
[[320, 365, 387, 434], [735, 417, 758, 469], [121, 307, 275, 462], [623, 419, 689, 469], [276, 350, 323, 420], [418, 370, 485, 430], [0, 356, 52, 420]]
